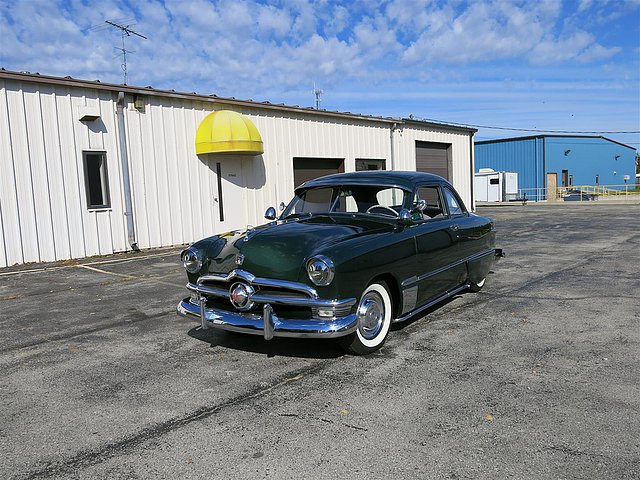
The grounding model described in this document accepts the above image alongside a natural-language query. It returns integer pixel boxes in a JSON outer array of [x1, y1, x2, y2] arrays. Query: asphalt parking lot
[[1, 203, 639, 479]]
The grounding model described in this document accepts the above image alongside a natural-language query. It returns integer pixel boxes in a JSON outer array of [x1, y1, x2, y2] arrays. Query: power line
[[409, 115, 639, 134]]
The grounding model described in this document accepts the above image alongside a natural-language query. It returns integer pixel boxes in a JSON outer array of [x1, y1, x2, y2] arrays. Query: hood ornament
[[235, 254, 245, 266]]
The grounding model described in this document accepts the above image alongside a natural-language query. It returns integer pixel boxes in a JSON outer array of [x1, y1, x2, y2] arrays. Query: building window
[[356, 158, 386, 171], [83, 151, 110, 209]]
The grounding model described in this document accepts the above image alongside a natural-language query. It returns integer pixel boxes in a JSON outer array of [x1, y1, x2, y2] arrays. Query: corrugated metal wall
[[475, 138, 544, 194], [475, 136, 636, 198], [0, 79, 129, 267], [544, 137, 636, 186], [0, 77, 474, 267], [397, 125, 474, 209]]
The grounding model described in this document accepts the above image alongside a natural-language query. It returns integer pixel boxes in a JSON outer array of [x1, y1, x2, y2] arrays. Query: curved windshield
[[283, 185, 409, 218]]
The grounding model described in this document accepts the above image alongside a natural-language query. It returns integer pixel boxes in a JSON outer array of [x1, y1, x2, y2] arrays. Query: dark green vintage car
[[178, 171, 501, 354]]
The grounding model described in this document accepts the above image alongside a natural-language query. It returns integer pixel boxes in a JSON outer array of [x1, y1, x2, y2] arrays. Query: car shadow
[[390, 295, 460, 331], [186, 294, 464, 358], [187, 326, 345, 359]]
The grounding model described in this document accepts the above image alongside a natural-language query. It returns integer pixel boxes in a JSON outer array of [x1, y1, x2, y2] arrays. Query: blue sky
[[1, 0, 638, 148]]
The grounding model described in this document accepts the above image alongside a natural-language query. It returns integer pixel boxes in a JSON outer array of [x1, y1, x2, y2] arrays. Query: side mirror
[[397, 208, 412, 226], [264, 207, 277, 220]]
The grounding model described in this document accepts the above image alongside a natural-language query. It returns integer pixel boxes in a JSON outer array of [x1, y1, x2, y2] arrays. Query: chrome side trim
[[198, 269, 318, 298], [401, 248, 496, 288], [177, 299, 358, 339], [401, 285, 418, 315], [401, 258, 466, 288], [394, 284, 470, 323], [468, 249, 498, 262]]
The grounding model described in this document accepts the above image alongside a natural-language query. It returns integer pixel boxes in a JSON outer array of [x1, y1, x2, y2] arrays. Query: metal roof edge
[[476, 134, 636, 151], [0, 69, 402, 125], [402, 118, 477, 134], [475, 135, 544, 144]]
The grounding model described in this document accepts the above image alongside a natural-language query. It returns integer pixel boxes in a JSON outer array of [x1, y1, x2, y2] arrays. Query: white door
[[487, 174, 501, 202], [214, 158, 247, 233]]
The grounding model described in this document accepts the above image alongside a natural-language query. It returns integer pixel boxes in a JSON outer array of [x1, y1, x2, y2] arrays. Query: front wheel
[[339, 282, 392, 355]]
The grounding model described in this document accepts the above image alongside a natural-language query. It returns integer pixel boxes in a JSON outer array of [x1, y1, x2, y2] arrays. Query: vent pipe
[[116, 92, 139, 251]]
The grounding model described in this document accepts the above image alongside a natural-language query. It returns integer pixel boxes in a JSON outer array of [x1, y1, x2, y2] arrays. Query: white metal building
[[0, 69, 477, 267]]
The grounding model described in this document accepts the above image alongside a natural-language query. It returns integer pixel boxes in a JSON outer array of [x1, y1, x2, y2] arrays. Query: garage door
[[415, 141, 451, 180], [293, 158, 344, 188]]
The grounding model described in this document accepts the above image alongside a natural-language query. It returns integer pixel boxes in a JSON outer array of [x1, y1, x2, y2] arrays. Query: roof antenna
[[105, 20, 147, 84], [312, 82, 323, 110]]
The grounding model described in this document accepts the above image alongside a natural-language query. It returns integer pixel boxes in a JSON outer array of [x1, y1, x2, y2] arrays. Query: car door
[[409, 184, 467, 307], [442, 185, 490, 258]]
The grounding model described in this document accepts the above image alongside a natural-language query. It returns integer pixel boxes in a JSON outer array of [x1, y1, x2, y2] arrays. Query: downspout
[[116, 92, 139, 250], [469, 132, 475, 211], [534, 138, 538, 201], [390, 122, 397, 171], [542, 137, 546, 201]]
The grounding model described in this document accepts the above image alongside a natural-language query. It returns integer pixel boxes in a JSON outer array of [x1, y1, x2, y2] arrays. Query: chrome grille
[[185, 269, 356, 319]]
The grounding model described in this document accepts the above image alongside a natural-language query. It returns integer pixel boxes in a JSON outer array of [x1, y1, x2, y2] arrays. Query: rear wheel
[[340, 282, 392, 355], [469, 277, 486, 292]]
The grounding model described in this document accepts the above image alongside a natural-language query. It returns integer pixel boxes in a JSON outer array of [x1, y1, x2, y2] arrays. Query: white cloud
[[0, 0, 633, 105], [398, 0, 621, 66], [257, 5, 292, 39]]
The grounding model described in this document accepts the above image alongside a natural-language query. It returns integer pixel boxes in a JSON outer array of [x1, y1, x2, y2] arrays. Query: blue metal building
[[475, 135, 637, 199]]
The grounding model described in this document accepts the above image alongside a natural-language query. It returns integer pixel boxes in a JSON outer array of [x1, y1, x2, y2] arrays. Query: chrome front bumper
[[177, 269, 358, 339], [178, 298, 358, 339]]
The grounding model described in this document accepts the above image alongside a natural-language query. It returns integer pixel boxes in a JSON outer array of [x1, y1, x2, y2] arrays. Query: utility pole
[[312, 83, 323, 110], [105, 20, 147, 84]]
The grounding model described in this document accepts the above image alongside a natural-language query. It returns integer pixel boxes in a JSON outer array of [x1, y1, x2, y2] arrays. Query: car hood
[[204, 215, 394, 280]]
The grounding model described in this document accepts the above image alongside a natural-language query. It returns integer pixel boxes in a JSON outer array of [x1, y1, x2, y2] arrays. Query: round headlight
[[181, 247, 203, 274], [306, 255, 335, 286]]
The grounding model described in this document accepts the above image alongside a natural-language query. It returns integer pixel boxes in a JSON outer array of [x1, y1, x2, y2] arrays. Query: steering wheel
[[366, 205, 398, 217]]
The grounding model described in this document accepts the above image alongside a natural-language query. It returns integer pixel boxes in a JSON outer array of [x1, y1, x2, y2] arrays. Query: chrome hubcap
[[357, 291, 384, 340]]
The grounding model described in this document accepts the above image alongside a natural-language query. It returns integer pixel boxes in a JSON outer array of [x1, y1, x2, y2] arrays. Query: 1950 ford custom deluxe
[[178, 171, 501, 354]]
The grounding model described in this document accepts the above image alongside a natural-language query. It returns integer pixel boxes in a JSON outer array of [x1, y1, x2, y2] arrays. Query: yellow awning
[[195, 110, 264, 155]]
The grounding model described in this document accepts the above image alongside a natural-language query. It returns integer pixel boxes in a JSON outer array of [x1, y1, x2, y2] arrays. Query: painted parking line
[[0, 250, 181, 277], [76, 264, 138, 279]]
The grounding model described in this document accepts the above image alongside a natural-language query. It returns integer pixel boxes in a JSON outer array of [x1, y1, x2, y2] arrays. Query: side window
[[442, 188, 465, 216], [413, 186, 444, 221], [83, 151, 110, 209], [375, 187, 405, 210], [333, 189, 358, 213]]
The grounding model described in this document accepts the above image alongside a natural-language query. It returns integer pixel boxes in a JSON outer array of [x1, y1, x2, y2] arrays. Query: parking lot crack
[[17, 361, 332, 480]]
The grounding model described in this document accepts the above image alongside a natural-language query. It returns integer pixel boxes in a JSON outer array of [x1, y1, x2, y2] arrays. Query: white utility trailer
[[475, 168, 518, 202]]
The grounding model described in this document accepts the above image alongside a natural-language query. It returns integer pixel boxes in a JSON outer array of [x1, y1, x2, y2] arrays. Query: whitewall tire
[[340, 282, 392, 355], [469, 277, 486, 292]]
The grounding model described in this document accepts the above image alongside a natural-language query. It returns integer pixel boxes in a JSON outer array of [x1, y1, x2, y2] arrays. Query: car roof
[[296, 170, 448, 192]]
